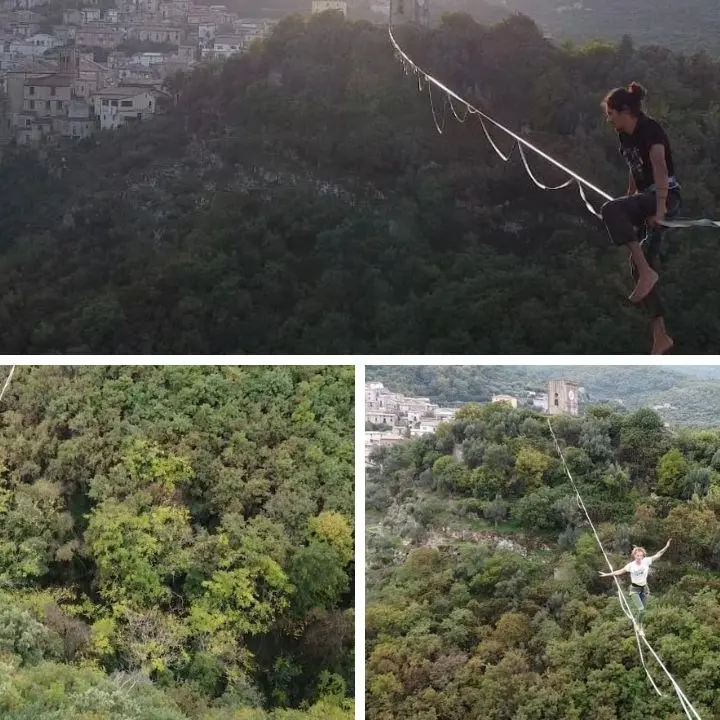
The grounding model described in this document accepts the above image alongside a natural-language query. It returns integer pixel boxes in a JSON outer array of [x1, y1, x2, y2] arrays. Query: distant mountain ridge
[[673, 366, 720, 381], [366, 365, 720, 425], [480, 0, 720, 57]]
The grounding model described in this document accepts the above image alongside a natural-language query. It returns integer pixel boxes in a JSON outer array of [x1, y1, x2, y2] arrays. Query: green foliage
[[308, 511, 354, 565], [0, 606, 63, 666], [0, 660, 189, 719], [619, 409, 670, 485], [514, 447, 553, 492], [86, 500, 193, 608], [484, 494, 510, 528], [513, 487, 564, 533], [189, 561, 292, 642], [431, 455, 472, 494], [287, 543, 349, 618], [367, 399, 720, 719], [0, 366, 354, 716], [657, 448, 690, 497]]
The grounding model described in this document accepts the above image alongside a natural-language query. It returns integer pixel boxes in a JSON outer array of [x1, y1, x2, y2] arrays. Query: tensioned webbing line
[[0, 366, 15, 404], [388, 13, 720, 230], [548, 419, 702, 720]]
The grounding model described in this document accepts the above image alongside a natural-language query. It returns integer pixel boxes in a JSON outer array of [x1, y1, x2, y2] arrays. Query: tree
[[484, 494, 510, 529], [286, 543, 348, 617], [308, 511, 353, 565], [189, 559, 293, 654], [85, 501, 193, 608], [432, 456, 472, 495], [513, 487, 561, 533], [656, 448, 689, 497], [514, 447, 553, 492], [0, 606, 62, 666], [619, 409, 669, 485]]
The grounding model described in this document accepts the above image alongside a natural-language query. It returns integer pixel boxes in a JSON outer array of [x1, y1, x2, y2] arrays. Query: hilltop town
[[0, 0, 376, 146], [365, 379, 582, 463]]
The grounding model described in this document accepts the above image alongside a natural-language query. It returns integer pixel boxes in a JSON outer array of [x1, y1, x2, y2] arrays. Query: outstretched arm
[[649, 538, 672, 562], [599, 566, 628, 578]]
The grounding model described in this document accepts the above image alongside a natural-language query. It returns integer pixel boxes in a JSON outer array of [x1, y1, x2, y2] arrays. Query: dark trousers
[[630, 582, 649, 624], [631, 582, 648, 607], [601, 190, 681, 319]]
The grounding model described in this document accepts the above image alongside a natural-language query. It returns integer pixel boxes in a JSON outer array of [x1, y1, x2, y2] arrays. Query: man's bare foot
[[651, 337, 674, 355], [629, 269, 659, 303]]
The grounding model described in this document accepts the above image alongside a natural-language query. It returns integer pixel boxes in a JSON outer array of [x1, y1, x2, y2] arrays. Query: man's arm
[[627, 169, 637, 196], [649, 143, 669, 218]]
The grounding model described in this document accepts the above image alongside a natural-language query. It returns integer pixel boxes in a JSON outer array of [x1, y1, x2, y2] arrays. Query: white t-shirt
[[624, 557, 653, 586]]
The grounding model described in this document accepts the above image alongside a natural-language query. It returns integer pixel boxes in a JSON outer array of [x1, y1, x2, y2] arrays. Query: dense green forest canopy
[[367, 365, 720, 425], [0, 366, 354, 719], [2, 13, 720, 352], [366, 401, 720, 719]]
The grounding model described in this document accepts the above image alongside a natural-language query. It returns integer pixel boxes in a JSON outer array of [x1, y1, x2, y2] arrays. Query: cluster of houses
[[1, 46, 168, 143], [364, 382, 458, 462], [0, 0, 285, 146], [364, 380, 582, 464]]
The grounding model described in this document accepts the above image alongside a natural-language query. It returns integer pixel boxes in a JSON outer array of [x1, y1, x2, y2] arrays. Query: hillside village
[[364, 379, 583, 462], [0, 0, 374, 146]]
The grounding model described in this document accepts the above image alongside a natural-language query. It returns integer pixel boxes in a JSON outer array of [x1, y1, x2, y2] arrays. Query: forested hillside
[[0, 366, 354, 719], [366, 401, 720, 719], [366, 365, 720, 424], [493, 0, 720, 58], [3, 13, 720, 352]]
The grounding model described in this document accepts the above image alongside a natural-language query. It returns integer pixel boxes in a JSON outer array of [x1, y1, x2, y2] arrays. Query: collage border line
[[3, 354, 720, 366]]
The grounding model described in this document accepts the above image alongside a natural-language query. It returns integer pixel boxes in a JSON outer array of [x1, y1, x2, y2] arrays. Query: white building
[[233, 19, 275, 45], [365, 431, 405, 463], [67, 98, 95, 139], [10, 33, 63, 56], [366, 411, 397, 426], [201, 35, 246, 59], [92, 86, 155, 130], [311, 0, 347, 15], [131, 51, 164, 67], [435, 408, 457, 420], [115, 63, 157, 83], [411, 418, 445, 435], [80, 7, 102, 23]]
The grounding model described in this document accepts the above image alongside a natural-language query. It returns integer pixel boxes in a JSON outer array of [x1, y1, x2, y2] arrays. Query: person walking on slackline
[[598, 539, 672, 634], [601, 82, 681, 355]]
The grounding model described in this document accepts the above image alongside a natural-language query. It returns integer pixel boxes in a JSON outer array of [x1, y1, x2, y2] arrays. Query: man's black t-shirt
[[618, 113, 678, 192]]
